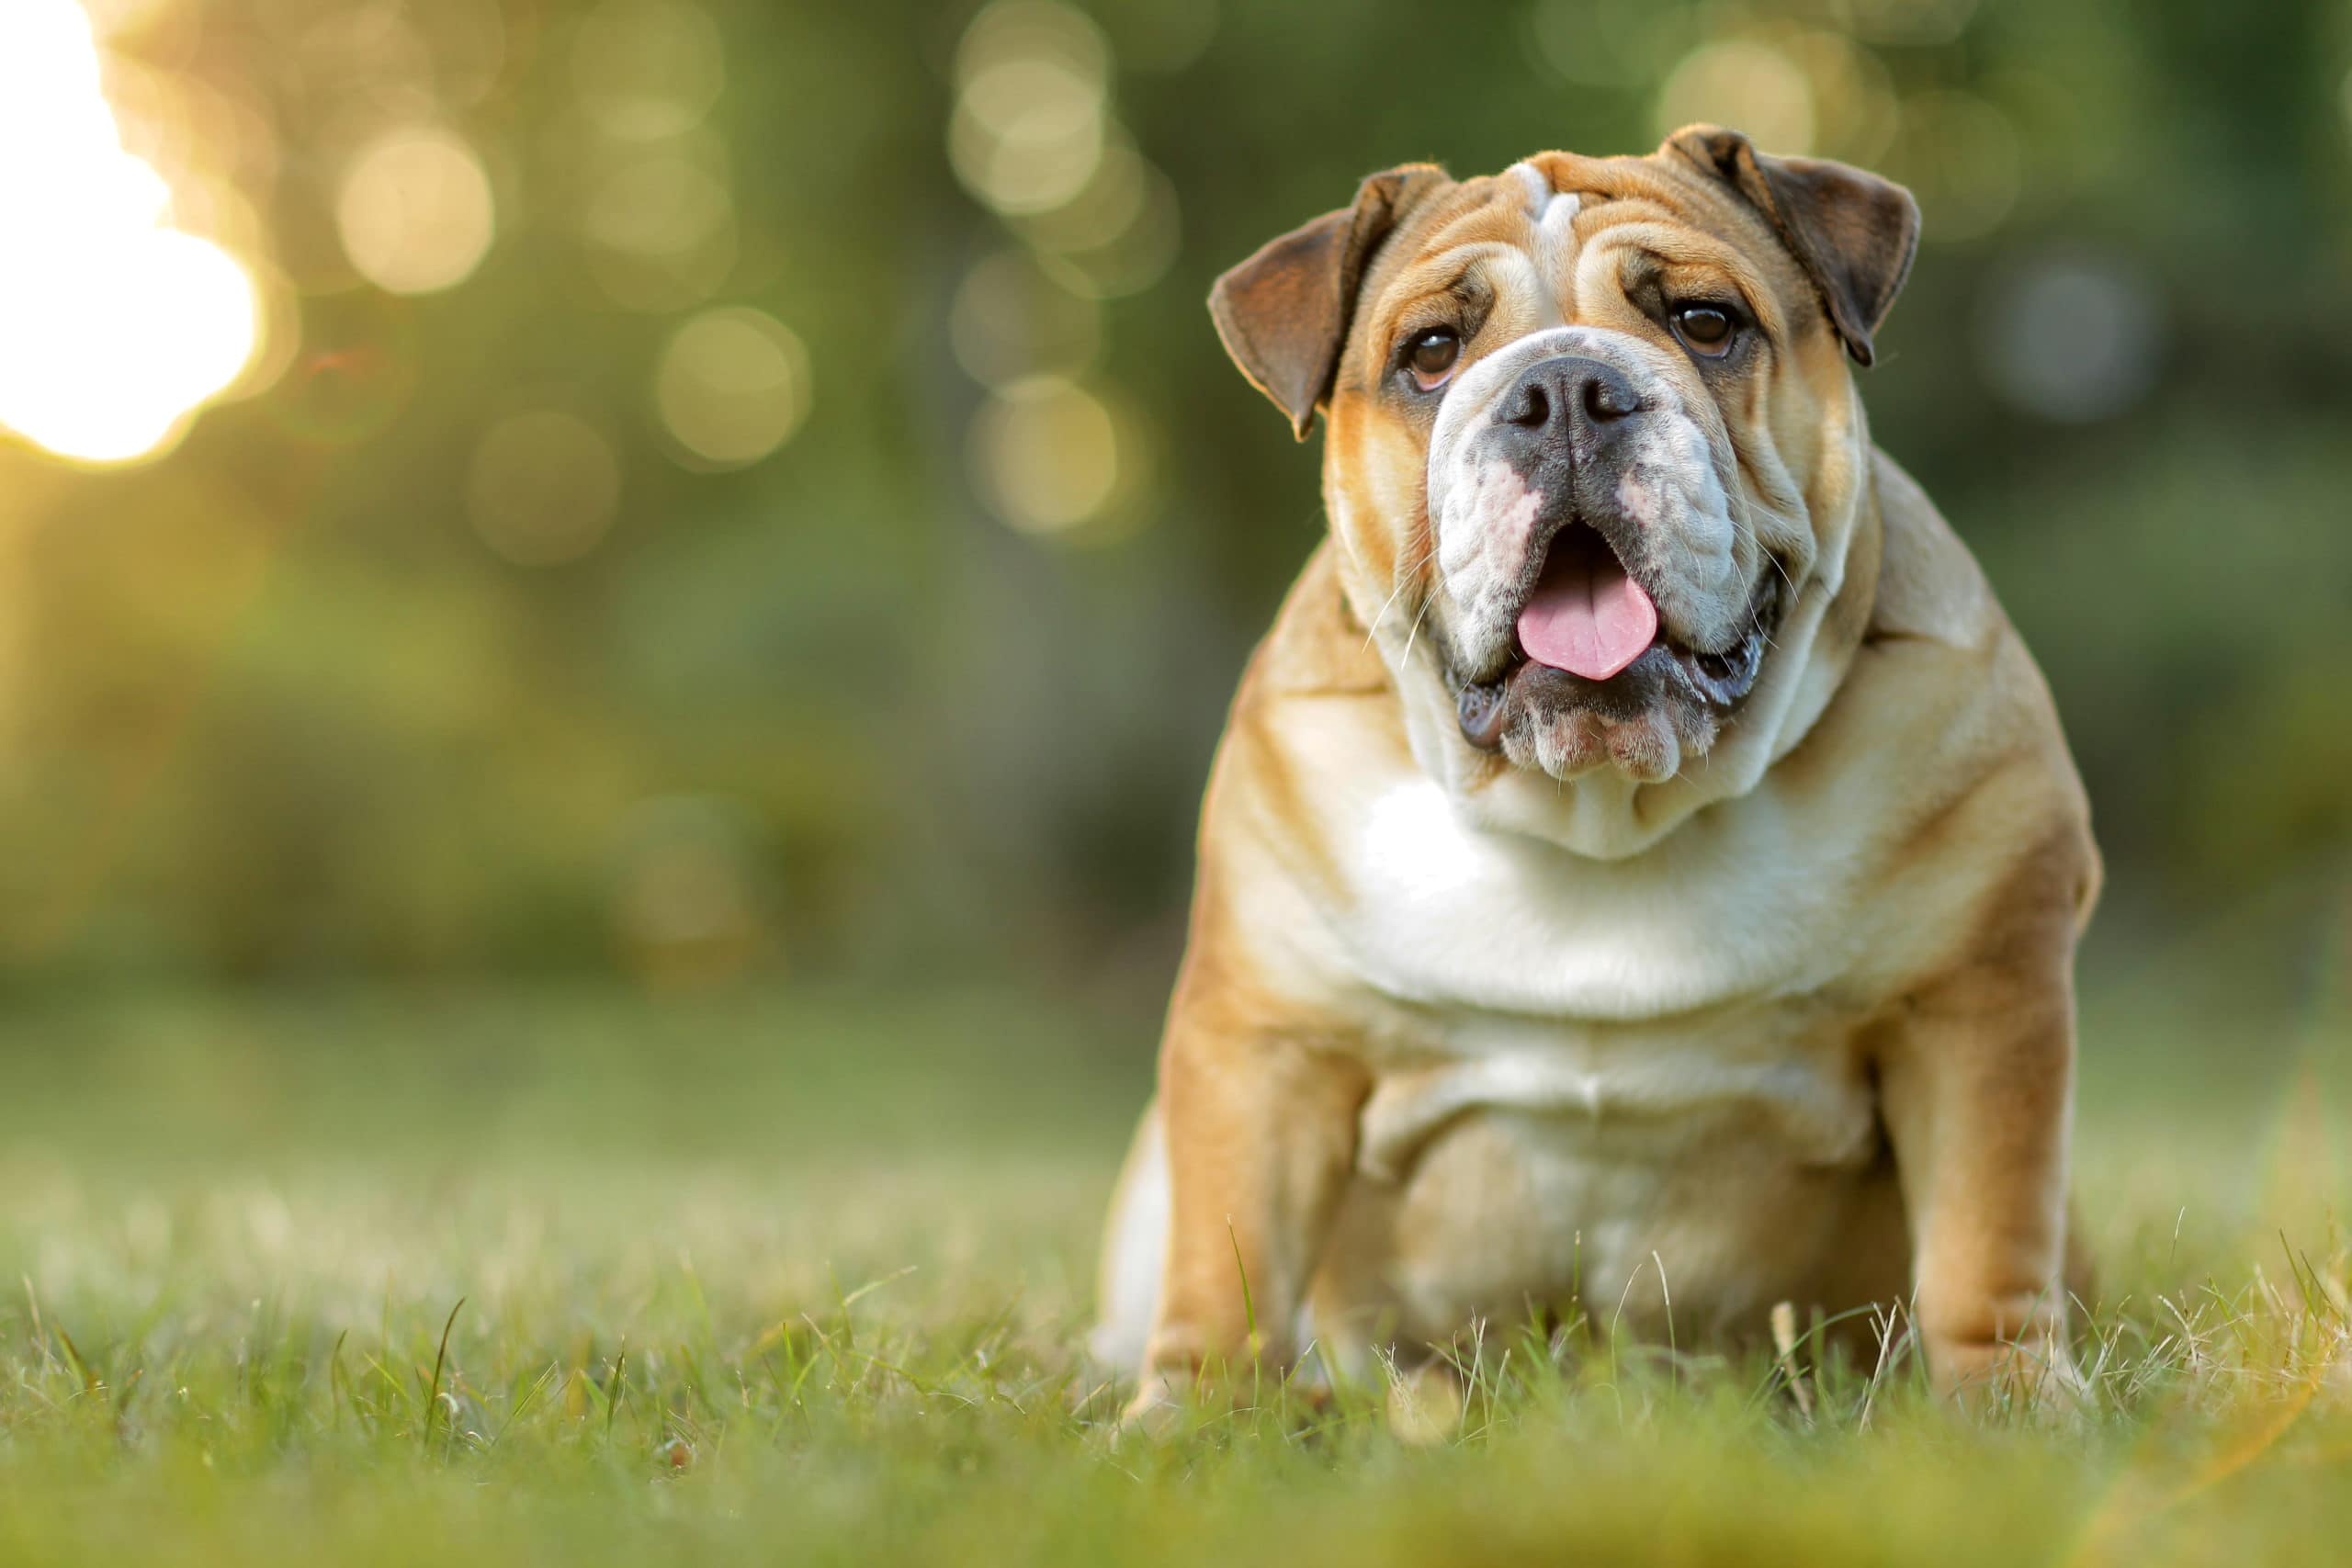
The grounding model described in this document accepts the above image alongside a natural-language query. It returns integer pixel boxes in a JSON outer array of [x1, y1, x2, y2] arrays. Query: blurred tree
[[0, 0, 2344, 997]]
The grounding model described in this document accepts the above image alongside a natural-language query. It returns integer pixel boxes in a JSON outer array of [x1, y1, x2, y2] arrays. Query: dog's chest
[[1336, 778, 1853, 1018], [1329, 778, 1879, 1178]]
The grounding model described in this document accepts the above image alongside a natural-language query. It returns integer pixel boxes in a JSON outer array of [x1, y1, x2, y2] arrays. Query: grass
[[0, 967, 2346, 1567]]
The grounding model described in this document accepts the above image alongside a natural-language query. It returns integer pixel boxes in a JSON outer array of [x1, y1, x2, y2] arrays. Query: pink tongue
[[1516, 538, 1658, 681]]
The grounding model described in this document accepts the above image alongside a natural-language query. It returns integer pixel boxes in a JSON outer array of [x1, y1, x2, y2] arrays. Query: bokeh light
[[1524, 0, 1689, 89], [572, 0, 727, 141], [653, 306, 811, 468], [288, 6, 438, 126], [1846, 0, 1982, 46], [0, 0, 2327, 1074], [968, 374, 1127, 536], [584, 147, 730, 265], [334, 126, 497, 295], [1019, 142, 1183, 299], [80, 0, 173, 36], [580, 134, 738, 313], [467, 408, 624, 565], [1019, 140, 1152, 255], [0, 0, 262, 465], [403, 0, 510, 108], [950, 1, 1111, 217], [1886, 91, 2021, 243], [950, 251, 1101, 389], [1976, 253, 2163, 423], [1782, 31, 1900, 164], [1656, 38, 1816, 154], [949, 2, 1161, 541], [101, 56, 281, 257]]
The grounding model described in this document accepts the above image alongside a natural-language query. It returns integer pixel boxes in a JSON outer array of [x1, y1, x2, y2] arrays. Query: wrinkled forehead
[[1411, 158, 1603, 264], [1357, 151, 1795, 337]]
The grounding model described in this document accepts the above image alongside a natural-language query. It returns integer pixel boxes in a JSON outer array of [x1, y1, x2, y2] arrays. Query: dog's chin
[[1450, 575, 1781, 785]]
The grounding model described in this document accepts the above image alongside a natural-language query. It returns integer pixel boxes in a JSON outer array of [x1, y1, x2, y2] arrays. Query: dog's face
[[1213, 128, 1918, 796]]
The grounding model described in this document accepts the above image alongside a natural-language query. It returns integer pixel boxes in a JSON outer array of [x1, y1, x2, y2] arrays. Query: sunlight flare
[[0, 0, 262, 465]]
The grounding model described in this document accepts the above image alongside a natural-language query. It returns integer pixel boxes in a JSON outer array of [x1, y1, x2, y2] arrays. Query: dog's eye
[[1672, 304, 1736, 356], [1406, 328, 1461, 390]]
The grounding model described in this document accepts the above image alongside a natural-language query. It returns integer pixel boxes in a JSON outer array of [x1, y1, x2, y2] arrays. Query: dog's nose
[[1497, 355, 1642, 448]]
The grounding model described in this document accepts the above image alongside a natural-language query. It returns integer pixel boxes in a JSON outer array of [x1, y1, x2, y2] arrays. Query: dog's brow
[[1383, 246, 1506, 321], [1630, 244, 1787, 342]]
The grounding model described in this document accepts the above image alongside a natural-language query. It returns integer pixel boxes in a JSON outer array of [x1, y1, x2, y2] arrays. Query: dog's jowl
[[1093, 128, 2098, 1417]]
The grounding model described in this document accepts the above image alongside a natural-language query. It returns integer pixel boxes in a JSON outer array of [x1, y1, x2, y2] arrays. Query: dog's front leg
[[1127, 972, 1368, 1425], [1876, 940, 2080, 1405]]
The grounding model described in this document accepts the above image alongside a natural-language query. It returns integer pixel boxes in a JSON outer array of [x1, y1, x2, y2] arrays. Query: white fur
[[1348, 775, 1851, 1020], [1506, 160, 1551, 211], [1088, 1104, 1167, 1371], [1430, 456, 1544, 640], [1537, 190, 1581, 271]]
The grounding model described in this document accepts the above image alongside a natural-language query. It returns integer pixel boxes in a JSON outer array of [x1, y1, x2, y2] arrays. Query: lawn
[[0, 960, 2346, 1567]]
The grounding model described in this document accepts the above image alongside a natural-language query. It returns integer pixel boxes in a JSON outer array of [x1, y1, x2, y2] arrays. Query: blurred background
[[0, 0, 2345, 1126]]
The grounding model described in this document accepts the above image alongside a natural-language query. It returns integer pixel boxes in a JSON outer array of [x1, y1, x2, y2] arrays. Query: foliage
[[2, 0, 2347, 985]]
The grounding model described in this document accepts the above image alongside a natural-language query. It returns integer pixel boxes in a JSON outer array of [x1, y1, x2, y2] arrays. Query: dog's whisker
[[1399, 586, 1438, 669], [1362, 546, 1439, 652]]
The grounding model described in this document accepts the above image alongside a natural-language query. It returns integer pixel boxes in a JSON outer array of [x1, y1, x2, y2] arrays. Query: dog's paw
[[1932, 1335, 2090, 1423], [1114, 1378, 1187, 1443]]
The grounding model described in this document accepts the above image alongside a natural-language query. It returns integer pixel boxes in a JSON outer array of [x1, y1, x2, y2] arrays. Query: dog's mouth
[[1453, 524, 1781, 752], [1514, 525, 1660, 682]]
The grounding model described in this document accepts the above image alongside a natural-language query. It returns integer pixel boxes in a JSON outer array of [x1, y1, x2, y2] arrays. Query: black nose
[[1497, 355, 1643, 447]]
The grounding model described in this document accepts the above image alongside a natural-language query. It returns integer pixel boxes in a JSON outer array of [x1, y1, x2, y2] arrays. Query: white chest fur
[[1344, 778, 1851, 1018], [1332, 777, 1880, 1180]]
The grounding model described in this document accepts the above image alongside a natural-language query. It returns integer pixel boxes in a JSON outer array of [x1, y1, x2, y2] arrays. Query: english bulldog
[[1092, 127, 2098, 1417]]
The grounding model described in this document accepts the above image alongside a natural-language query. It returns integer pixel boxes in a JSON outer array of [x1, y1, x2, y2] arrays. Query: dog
[[1092, 127, 2098, 1417]]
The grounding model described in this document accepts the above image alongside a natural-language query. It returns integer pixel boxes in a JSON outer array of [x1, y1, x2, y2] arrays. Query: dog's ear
[[1664, 125, 1919, 368], [1209, 164, 1450, 438]]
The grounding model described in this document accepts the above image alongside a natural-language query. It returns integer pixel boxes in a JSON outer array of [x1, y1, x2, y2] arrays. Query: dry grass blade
[[423, 1297, 466, 1454]]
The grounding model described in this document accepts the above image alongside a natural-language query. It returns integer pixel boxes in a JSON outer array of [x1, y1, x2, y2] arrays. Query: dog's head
[[1212, 128, 1918, 850]]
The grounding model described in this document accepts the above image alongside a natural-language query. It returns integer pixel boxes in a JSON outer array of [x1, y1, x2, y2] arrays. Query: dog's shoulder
[[1185, 543, 1424, 1005], [1844, 450, 2071, 768], [1809, 449, 2100, 972], [1864, 449, 2001, 653], [1214, 538, 1405, 870]]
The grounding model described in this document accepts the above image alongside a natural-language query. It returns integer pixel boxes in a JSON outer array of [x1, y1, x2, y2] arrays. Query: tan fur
[[1100, 133, 2098, 1414]]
